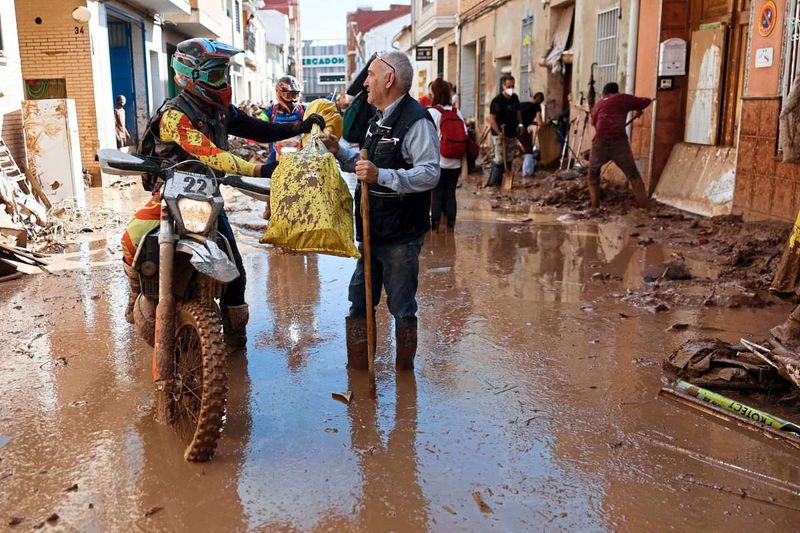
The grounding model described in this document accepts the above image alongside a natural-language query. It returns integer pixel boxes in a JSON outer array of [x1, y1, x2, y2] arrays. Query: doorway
[[108, 15, 137, 139]]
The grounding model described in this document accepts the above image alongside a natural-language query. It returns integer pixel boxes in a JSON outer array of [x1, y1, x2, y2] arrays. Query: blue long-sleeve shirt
[[334, 96, 440, 194]]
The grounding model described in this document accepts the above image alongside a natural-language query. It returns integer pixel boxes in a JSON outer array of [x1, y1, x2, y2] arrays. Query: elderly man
[[321, 51, 440, 371]]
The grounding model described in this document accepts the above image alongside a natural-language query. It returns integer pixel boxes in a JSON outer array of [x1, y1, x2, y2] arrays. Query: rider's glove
[[299, 113, 326, 134], [259, 161, 277, 178]]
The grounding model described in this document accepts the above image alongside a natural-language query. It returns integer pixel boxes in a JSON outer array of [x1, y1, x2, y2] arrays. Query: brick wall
[[733, 97, 799, 221], [15, 0, 100, 178]]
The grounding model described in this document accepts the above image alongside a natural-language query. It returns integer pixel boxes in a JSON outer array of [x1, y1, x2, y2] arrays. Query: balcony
[[133, 0, 191, 14], [415, 0, 457, 41], [164, 0, 225, 38]]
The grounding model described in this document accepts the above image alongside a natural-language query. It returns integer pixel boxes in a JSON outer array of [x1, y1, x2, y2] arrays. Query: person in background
[[427, 78, 467, 231], [115, 95, 132, 149], [487, 75, 523, 187], [519, 91, 545, 154], [418, 82, 433, 108], [258, 75, 307, 164], [588, 82, 651, 209]]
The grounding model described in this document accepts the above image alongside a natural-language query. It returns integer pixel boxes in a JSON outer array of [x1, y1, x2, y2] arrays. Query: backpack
[[343, 90, 375, 146], [434, 105, 468, 159]]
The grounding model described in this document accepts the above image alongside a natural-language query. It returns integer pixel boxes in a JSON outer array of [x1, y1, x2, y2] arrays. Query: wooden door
[[685, 25, 727, 144]]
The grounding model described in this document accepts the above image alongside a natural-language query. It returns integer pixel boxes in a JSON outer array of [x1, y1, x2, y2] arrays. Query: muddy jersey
[[259, 104, 306, 163]]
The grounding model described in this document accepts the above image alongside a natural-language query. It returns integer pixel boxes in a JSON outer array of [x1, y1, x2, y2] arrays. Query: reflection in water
[[3, 210, 800, 531], [348, 371, 428, 530], [263, 253, 322, 372]]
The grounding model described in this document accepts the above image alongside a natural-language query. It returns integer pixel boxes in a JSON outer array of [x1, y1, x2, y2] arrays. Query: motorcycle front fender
[[176, 237, 240, 283]]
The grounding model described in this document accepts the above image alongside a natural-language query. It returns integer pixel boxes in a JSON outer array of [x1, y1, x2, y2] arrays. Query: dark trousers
[[589, 137, 641, 185], [348, 236, 425, 319], [218, 210, 247, 306], [431, 167, 460, 228]]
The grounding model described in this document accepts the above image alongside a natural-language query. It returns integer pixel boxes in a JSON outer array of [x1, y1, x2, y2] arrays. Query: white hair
[[382, 50, 413, 93]]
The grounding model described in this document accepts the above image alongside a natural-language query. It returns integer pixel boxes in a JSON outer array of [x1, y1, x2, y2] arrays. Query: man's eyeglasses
[[375, 52, 396, 78]]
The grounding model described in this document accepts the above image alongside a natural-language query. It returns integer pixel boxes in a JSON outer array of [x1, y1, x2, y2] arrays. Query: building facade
[[301, 41, 347, 101], [346, 4, 412, 84]]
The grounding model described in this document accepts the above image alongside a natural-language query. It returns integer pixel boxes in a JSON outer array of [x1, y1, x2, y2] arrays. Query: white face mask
[[504, 88, 514, 97]]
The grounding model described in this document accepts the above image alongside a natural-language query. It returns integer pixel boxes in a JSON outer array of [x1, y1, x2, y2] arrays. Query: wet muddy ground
[[2, 185, 800, 531]]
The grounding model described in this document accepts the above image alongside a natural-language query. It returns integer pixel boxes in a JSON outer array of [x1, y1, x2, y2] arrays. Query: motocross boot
[[395, 317, 418, 371], [588, 181, 601, 209], [346, 316, 369, 370], [123, 262, 140, 324], [221, 304, 249, 349], [770, 305, 800, 351], [630, 177, 649, 209]]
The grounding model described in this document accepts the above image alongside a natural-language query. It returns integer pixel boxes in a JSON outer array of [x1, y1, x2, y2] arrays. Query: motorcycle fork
[[153, 201, 177, 424]]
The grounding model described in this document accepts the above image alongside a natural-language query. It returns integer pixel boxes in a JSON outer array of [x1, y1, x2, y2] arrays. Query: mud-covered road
[[2, 188, 800, 531]]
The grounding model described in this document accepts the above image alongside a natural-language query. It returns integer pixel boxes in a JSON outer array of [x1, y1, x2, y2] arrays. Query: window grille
[[595, 7, 620, 89]]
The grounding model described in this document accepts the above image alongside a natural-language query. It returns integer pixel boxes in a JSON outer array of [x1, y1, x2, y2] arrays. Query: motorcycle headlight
[[178, 198, 213, 233]]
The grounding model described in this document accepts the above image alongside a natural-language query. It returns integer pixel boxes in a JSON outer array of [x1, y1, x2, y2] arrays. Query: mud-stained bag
[[302, 99, 343, 146], [260, 135, 360, 259]]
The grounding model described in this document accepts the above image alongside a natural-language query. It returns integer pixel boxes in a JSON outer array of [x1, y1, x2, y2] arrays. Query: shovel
[[359, 149, 377, 398], [500, 134, 514, 192]]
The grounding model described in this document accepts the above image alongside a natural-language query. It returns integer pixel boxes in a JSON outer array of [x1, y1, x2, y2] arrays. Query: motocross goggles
[[173, 59, 230, 88]]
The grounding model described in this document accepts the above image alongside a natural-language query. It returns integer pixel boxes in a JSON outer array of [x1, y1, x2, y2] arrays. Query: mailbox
[[659, 38, 687, 76]]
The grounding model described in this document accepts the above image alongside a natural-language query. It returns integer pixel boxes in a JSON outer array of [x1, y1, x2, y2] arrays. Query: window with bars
[[478, 38, 486, 123], [235, 0, 241, 33], [784, 1, 800, 98], [520, 16, 534, 100], [595, 7, 620, 89]]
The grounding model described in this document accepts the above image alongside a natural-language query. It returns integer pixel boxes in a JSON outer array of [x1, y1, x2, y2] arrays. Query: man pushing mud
[[321, 51, 440, 371], [588, 82, 652, 210]]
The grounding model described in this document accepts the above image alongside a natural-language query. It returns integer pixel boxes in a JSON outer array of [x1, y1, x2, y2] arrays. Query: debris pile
[[229, 137, 268, 165]]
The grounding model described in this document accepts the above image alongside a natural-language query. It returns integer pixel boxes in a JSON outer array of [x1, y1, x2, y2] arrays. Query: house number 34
[[74, 26, 85, 34]]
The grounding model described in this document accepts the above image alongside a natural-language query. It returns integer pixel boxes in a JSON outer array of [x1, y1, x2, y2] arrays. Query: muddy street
[[1, 192, 800, 531]]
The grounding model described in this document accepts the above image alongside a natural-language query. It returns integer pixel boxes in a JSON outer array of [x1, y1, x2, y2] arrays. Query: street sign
[[416, 47, 433, 61], [319, 73, 346, 85], [302, 55, 346, 68]]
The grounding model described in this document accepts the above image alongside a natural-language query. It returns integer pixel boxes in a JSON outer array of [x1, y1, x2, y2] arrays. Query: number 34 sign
[[759, 0, 778, 37]]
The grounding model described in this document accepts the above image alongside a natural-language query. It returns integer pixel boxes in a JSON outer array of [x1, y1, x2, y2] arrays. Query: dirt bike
[[98, 149, 269, 462]]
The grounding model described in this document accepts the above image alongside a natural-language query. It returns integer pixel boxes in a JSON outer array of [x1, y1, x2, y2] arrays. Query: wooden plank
[[685, 25, 727, 145]]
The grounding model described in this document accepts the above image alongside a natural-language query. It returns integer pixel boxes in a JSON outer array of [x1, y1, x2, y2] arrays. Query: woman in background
[[427, 79, 467, 231]]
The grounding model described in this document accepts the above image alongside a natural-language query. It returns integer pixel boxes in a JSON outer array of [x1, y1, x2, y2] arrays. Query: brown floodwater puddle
[[0, 198, 798, 531]]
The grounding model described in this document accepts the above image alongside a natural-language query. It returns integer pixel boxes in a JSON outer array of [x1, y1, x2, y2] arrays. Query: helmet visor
[[279, 90, 300, 102], [201, 65, 230, 87]]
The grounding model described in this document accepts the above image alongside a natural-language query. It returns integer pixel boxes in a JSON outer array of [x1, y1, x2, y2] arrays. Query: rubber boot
[[630, 177, 649, 209], [221, 304, 249, 348], [486, 164, 503, 187], [770, 305, 800, 351], [346, 317, 369, 370], [123, 262, 140, 324], [588, 182, 601, 209], [395, 317, 418, 371]]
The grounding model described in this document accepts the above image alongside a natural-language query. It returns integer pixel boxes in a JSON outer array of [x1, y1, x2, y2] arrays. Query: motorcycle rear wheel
[[169, 300, 227, 462]]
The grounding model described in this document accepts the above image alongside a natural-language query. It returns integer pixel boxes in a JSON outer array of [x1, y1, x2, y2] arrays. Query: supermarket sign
[[302, 55, 346, 68]]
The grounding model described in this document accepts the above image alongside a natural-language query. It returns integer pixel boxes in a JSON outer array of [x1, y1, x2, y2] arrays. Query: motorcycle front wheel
[[168, 300, 228, 462]]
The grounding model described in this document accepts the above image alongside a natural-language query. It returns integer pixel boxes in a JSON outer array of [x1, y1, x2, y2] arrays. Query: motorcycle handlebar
[[220, 175, 271, 196]]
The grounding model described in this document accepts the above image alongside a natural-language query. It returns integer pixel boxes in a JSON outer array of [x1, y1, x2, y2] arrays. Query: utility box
[[22, 99, 85, 208], [659, 38, 687, 76]]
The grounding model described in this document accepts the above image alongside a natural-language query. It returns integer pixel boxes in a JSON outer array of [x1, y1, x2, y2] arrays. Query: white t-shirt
[[427, 105, 468, 170]]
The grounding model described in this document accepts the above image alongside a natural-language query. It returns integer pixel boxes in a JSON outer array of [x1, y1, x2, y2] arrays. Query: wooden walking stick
[[359, 149, 377, 398]]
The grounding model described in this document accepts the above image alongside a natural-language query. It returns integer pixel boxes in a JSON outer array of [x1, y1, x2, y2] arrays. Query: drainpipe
[[456, 16, 462, 109], [625, 0, 640, 138]]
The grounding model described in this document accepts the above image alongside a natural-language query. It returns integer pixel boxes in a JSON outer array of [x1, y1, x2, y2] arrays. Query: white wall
[[361, 13, 410, 70], [0, 0, 26, 165]]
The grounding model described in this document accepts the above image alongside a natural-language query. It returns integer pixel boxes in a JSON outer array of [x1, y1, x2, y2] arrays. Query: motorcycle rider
[[121, 38, 325, 347], [258, 75, 306, 164]]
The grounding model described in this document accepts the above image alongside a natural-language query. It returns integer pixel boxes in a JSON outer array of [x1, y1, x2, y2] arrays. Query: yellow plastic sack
[[260, 136, 360, 259], [302, 99, 343, 146]]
